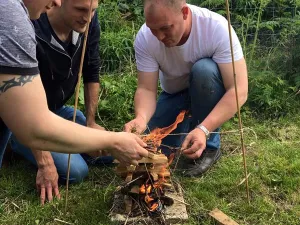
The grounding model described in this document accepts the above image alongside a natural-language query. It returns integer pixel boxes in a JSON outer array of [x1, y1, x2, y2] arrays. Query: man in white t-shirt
[[124, 0, 248, 177]]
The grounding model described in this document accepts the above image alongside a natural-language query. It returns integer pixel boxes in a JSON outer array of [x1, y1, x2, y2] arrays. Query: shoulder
[[189, 4, 227, 25], [0, 0, 38, 72], [0, 0, 34, 32], [135, 24, 158, 47]]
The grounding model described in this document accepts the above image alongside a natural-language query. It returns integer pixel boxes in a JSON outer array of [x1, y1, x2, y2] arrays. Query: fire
[[142, 110, 186, 149]]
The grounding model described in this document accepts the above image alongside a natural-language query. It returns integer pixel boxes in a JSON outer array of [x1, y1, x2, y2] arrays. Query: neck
[[47, 8, 72, 42], [177, 7, 192, 46]]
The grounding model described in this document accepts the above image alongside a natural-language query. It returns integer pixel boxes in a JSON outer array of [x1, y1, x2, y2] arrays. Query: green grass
[[1, 114, 300, 224]]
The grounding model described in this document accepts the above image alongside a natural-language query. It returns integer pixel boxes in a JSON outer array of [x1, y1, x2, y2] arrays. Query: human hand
[[124, 116, 147, 134], [110, 132, 148, 165], [36, 164, 60, 205], [181, 128, 207, 159]]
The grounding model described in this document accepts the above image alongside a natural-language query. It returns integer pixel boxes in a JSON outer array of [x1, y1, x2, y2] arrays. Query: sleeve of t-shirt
[[134, 28, 159, 72], [0, 2, 39, 76], [211, 19, 244, 64]]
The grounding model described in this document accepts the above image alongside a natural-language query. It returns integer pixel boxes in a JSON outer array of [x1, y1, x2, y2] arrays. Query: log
[[209, 208, 239, 225], [124, 195, 132, 214], [116, 164, 166, 174], [138, 154, 168, 164]]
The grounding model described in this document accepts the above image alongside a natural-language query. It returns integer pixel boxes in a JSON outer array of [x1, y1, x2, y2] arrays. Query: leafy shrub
[[100, 29, 136, 72], [247, 70, 299, 118], [97, 72, 138, 130]]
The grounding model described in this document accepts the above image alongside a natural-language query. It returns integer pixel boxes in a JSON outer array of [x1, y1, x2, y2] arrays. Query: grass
[[0, 113, 299, 225]]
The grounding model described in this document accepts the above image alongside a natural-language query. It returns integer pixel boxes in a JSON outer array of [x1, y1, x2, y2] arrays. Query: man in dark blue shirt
[[7, 0, 135, 205]]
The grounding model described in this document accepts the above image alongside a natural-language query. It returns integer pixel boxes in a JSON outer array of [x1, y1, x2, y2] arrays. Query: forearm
[[84, 82, 100, 125], [201, 88, 248, 132], [28, 111, 114, 153], [31, 149, 54, 168], [134, 87, 157, 123]]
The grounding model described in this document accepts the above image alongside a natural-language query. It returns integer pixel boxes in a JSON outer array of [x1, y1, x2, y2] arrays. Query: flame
[[140, 184, 152, 194], [143, 110, 186, 149], [149, 202, 159, 211]]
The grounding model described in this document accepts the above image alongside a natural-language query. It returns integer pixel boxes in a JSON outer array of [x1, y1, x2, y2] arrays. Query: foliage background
[[75, 0, 299, 130]]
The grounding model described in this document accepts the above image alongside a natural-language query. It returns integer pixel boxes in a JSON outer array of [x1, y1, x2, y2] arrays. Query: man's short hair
[[143, 0, 186, 11]]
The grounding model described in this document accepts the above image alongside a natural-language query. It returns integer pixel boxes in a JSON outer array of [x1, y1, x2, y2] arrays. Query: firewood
[[116, 164, 168, 175], [150, 172, 158, 181], [124, 195, 132, 214], [209, 208, 239, 225], [138, 154, 168, 164], [129, 185, 140, 194]]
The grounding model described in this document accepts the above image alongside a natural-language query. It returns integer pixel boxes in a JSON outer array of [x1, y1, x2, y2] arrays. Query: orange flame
[[143, 110, 186, 149]]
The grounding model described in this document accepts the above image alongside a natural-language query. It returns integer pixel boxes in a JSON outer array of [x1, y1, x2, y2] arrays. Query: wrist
[[86, 118, 96, 126], [34, 151, 54, 168], [196, 124, 210, 140], [136, 115, 147, 124]]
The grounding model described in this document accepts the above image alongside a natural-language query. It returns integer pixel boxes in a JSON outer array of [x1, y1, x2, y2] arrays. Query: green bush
[[97, 72, 138, 130], [247, 70, 299, 118]]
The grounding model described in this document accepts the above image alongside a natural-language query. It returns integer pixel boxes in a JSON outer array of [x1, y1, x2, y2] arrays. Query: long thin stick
[[225, 0, 250, 203], [65, 0, 94, 211]]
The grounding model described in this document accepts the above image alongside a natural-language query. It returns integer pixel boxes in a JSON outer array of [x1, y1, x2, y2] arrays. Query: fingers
[[54, 186, 61, 199], [183, 141, 199, 155], [181, 134, 192, 150], [131, 160, 139, 166], [40, 187, 46, 206], [124, 123, 132, 132], [185, 148, 204, 159], [46, 185, 53, 202]]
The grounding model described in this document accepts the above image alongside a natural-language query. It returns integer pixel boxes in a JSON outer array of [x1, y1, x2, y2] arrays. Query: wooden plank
[[209, 208, 239, 225], [116, 164, 166, 174], [138, 154, 168, 164]]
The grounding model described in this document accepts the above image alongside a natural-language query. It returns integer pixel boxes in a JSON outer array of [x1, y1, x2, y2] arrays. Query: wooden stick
[[54, 218, 73, 225], [225, 0, 250, 203], [209, 208, 239, 225], [65, 0, 94, 211]]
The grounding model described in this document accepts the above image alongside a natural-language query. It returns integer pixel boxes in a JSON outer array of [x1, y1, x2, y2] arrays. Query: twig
[[237, 173, 251, 187], [65, 0, 94, 211], [225, 0, 250, 203], [124, 212, 130, 225], [11, 201, 20, 209], [54, 218, 73, 225]]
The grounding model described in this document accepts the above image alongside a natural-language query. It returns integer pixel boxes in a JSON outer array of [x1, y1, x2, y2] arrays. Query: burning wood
[[112, 111, 189, 223]]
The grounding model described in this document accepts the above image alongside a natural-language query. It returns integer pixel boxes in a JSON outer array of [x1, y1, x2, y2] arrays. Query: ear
[[181, 6, 189, 20]]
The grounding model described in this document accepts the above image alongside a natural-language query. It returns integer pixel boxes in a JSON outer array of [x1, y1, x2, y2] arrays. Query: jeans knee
[[68, 163, 89, 183], [190, 58, 221, 84], [75, 110, 87, 126]]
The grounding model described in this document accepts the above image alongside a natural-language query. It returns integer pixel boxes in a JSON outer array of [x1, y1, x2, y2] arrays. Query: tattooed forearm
[[0, 75, 38, 94]]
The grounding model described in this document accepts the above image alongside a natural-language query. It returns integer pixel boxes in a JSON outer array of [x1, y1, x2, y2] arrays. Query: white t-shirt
[[134, 4, 243, 94]]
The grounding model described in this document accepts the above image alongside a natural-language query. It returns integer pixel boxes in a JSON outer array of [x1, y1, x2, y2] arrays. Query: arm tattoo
[[0, 75, 38, 94]]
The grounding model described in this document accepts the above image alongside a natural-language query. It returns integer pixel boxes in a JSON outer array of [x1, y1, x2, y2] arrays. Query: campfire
[[111, 111, 189, 223]]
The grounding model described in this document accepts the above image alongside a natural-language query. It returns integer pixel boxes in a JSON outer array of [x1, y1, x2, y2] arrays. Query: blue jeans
[[0, 125, 12, 168], [10, 106, 113, 184], [148, 58, 225, 155]]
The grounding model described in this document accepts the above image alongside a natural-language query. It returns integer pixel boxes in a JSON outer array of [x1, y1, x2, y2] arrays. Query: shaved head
[[143, 0, 191, 47], [144, 0, 186, 12]]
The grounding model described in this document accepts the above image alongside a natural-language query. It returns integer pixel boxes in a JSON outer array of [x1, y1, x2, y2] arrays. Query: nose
[[54, 0, 62, 7], [151, 30, 165, 42], [46, 0, 61, 9], [157, 32, 166, 42]]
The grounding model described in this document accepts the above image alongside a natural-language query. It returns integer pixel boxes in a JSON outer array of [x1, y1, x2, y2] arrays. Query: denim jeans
[[148, 58, 225, 156], [10, 106, 113, 184], [0, 125, 12, 168]]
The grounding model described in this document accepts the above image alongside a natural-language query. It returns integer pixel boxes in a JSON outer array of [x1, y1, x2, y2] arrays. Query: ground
[[0, 115, 300, 225]]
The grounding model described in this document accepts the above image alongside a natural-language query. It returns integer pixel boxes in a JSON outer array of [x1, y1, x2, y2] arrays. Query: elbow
[[14, 118, 50, 150], [240, 90, 248, 106]]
